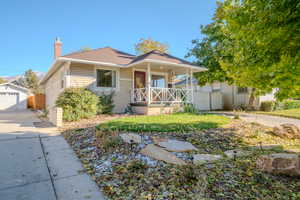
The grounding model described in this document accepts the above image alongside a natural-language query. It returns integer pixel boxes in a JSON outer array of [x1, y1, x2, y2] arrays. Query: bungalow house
[[40, 38, 207, 115]]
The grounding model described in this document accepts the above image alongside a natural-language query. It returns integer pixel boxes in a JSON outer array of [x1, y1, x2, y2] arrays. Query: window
[[151, 74, 166, 88], [237, 87, 248, 94], [61, 71, 65, 89], [96, 69, 116, 88], [61, 80, 64, 89]]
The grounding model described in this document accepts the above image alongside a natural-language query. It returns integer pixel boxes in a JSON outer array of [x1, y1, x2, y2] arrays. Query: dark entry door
[[134, 71, 146, 88]]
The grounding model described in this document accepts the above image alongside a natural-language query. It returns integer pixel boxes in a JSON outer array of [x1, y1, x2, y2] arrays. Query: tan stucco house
[[40, 38, 206, 115]]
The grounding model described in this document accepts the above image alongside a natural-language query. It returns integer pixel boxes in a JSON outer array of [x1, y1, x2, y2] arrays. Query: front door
[[134, 71, 146, 88], [134, 71, 146, 103]]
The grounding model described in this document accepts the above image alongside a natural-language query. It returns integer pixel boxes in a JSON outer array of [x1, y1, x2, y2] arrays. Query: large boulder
[[157, 139, 198, 152], [256, 153, 300, 176], [272, 124, 300, 139], [140, 144, 186, 165], [193, 154, 222, 165], [120, 133, 142, 144]]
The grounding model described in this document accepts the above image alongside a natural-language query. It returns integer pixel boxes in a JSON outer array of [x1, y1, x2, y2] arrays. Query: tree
[[186, 20, 234, 86], [80, 47, 92, 52], [218, 0, 300, 100], [135, 38, 169, 55], [189, 0, 300, 101], [0, 77, 6, 84], [22, 69, 40, 93]]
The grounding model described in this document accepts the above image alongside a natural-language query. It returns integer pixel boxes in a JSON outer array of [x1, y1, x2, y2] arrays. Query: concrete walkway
[[210, 111, 300, 127], [0, 110, 105, 200]]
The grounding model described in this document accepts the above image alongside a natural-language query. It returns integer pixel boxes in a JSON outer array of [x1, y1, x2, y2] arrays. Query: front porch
[[131, 87, 193, 104], [129, 62, 195, 114]]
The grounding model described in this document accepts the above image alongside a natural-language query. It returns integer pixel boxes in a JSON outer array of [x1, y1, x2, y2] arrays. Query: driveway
[[0, 110, 105, 200], [209, 111, 300, 127]]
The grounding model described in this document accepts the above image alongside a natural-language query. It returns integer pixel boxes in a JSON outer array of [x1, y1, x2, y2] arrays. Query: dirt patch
[[33, 121, 55, 128]]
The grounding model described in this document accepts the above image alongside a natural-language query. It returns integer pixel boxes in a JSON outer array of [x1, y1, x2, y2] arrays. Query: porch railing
[[131, 87, 192, 104]]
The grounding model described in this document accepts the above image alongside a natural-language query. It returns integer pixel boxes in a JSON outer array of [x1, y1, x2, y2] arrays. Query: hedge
[[260, 100, 300, 111]]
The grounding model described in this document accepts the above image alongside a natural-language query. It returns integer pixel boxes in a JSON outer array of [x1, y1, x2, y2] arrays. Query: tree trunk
[[248, 88, 256, 110]]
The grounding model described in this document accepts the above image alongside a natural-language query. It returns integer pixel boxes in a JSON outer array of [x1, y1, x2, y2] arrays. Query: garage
[[0, 83, 29, 111]]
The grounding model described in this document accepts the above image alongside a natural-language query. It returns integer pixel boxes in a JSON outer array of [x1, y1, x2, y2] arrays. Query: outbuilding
[[0, 83, 30, 111]]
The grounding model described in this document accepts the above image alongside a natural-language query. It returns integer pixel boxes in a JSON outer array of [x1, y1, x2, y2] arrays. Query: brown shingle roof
[[63, 47, 135, 65], [129, 50, 196, 66], [62, 47, 199, 67]]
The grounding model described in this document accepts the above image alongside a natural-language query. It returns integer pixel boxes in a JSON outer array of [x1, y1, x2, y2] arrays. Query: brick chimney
[[54, 37, 62, 59]]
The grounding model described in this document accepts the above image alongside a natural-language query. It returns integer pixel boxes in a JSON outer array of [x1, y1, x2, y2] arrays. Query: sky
[[0, 0, 217, 76]]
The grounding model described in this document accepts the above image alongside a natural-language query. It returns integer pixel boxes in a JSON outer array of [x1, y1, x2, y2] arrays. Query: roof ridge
[[62, 46, 136, 57], [129, 50, 196, 66], [62, 46, 109, 57]]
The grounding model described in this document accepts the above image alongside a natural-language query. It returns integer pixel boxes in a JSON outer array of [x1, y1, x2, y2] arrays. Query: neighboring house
[[176, 78, 223, 110], [0, 82, 30, 111], [176, 78, 276, 110], [40, 38, 206, 115]]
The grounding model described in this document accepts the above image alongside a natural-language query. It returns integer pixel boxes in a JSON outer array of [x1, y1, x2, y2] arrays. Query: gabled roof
[[63, 47, 135, 65], [62, 48, 201, 68], [0, 82, 30, 93], [129, 50, 197, 66]]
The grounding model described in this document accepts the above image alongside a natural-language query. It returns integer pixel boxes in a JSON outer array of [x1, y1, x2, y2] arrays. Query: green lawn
[[97, 113, 230, 133], [256, 108, 300, 119]]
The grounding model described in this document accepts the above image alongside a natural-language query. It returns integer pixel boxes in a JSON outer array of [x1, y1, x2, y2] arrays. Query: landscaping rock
[[256, 153, 300, 176], [140, 144, 186, 165], [272, 124, 300, 139], [152, 136, 168, 144], [250, 145, 282, 150], [157, 139, 198, 152], [120, 133, 142, 144], [224, 149, 250, 159], [193, 154, 222, 165]]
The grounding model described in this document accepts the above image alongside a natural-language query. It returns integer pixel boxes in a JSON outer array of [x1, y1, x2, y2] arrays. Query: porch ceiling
[[131, 62, 196, 75]]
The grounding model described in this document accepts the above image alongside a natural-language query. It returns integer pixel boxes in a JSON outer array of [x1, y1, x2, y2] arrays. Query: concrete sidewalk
[[0, 110, 105, 200]]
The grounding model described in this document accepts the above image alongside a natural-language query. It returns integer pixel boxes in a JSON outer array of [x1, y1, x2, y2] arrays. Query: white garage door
[[0, 92, 19, 110]]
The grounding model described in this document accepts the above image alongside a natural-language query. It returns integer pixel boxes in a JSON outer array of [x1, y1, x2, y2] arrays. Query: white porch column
[[185, 69, 189, 89], [147, 63, 151, 105], [190, 69, 194, 103], [65, 61, 71, 88]]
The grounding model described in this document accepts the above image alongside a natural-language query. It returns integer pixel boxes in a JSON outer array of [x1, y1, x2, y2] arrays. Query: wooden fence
[[28, 94, 45, 110]]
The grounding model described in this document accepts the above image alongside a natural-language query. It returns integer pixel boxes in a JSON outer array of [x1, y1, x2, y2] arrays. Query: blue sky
[[0, 0, 217, 76]]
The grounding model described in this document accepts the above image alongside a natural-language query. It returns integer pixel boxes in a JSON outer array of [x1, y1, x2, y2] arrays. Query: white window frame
[[94, 66, 120, 91]]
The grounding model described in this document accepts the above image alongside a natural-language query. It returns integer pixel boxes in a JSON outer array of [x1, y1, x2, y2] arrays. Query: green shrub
[[183, 103, 198, 113], [279, 100, 300, 110], [56, 88, 99, 121], [98, 92, 115, 114], [260, 101, 275, 111]]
